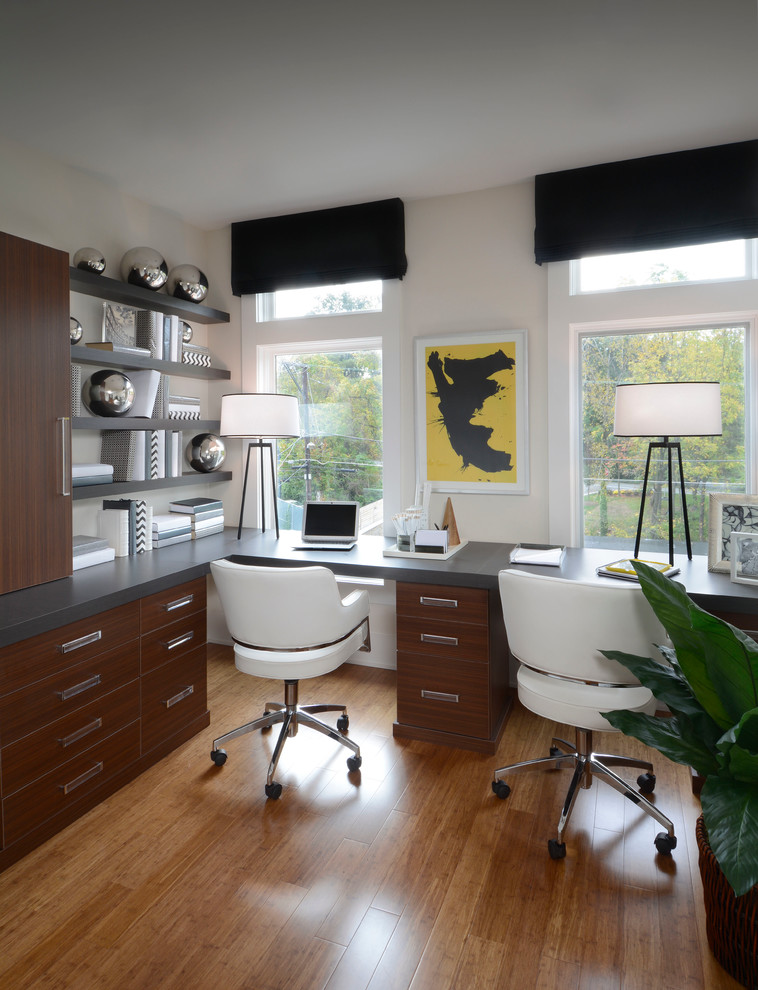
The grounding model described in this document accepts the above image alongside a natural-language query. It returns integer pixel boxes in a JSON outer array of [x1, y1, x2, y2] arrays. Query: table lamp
[[613, 381, 722, 565], [220, 393, 300, 539]]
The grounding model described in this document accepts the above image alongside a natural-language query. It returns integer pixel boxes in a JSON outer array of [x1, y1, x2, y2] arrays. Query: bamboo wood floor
[[0, 645, 742, 990]]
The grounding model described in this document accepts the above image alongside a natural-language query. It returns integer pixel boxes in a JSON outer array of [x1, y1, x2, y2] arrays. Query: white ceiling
[[1, 1, 756, 230]]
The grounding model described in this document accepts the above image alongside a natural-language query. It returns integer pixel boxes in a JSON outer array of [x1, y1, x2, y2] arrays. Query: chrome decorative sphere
[[167, 264, 208, 303], [186, 433, 226, 472], [73, 247, 106, 274], [120, 247, 168, 291], [180, 320, 193, 344], [70, 316, 83, 344], [82, 370, 136, 417]]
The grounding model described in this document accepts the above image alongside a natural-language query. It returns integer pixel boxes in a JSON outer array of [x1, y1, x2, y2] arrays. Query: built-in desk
[[1, 531, 757, 869]]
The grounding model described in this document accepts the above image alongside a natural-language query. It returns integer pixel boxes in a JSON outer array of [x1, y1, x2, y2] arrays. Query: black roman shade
[[534, 140, 758, 265], [231, 197, 408, 295]]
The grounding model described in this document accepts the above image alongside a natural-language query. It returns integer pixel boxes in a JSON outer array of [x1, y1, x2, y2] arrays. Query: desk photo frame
[[707, 493, 758, 573], [415, 329, 529, 495]]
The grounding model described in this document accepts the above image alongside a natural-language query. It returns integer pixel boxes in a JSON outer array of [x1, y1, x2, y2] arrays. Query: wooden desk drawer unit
[[2, 680, 140, 796], [3, 721, 141, 847], [141, 646, 207, 754], [394, 581, 510, 753], [0, 640, 139, 747], [0, 601, 139, 695], [0, 576, 209, 872], [141, 608, 207, 675], [141, 577, 206, 635]]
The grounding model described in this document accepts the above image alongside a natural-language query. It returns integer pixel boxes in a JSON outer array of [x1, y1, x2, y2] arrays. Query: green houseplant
[[601, 560, 758, 896], [601, 561, 758, 985]]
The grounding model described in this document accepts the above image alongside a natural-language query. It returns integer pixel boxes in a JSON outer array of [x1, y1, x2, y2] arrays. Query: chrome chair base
[[492, 729, 677, 858], [211, 679, 362, 799]]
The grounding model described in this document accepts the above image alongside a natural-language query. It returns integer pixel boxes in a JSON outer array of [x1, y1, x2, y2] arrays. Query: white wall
[[402, 185, 549, 542]]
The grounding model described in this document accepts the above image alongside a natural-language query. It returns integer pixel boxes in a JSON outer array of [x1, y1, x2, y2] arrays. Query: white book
[[72, 547, 116, 570], [192, 514, 225, 530], [97, 508, 130, 557], [152, 513, 191, 533], [192, 522, 224, 539], [72, 463, 113, 479]]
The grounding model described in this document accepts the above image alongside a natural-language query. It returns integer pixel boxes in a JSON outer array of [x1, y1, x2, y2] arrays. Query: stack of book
[[152, 513, 192, 548], [98, 498, 152, 556], [72, 463, 114, 488], [135, 311, 184, 362], [169, 497, 224, 539], [72, 534, 116, 571], [182, 343, 211, 368], [168, 394, 201, 420]]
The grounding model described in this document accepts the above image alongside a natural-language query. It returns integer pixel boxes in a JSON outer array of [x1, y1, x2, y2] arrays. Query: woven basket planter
[[696, 816, 758, 988]]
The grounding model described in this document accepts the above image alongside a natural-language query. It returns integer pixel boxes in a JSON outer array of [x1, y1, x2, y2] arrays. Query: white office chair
[[493, 567, 677, 859], [209, 559, 371, 799]]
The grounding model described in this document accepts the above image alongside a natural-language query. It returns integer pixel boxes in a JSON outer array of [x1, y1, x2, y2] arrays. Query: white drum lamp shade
[[220, 393, 300, 439], [220, 393, 300, 539], [612, 381, 722, 564], [614, 382, 722, 438]]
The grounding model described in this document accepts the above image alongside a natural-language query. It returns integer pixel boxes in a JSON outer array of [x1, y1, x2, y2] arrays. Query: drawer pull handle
[[162, 631, 195, 651], [57, 674, 101, 701], [57, 630, 102, 654], [58, 717, 103, 748], [162, 594, 195, 612], [164, 685, 194, 709], [421, 689, 460, 704], [420, 633, 459, 647], [60, 761, 103, 795], [419, 596, 458, 609]]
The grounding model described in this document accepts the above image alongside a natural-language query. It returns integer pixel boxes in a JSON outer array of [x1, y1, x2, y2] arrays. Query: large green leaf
[[602, 708, 720, 776], [701, 776, 758, 897], [633, 563, 731, 728], [691, 607, 758, 724], [717, 709, 758, 783]]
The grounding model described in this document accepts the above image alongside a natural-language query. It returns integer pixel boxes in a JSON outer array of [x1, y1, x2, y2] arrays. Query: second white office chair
[[210, 559, 371, 799], [494, 567, 677, 859]]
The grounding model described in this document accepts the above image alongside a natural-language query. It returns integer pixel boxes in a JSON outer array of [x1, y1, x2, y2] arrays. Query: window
[[261, 339, 383, 534], [580, 323, 747, 554], [256, 281, 382, 321], [546, 242, 758, 550], [574, 240, 752, 293]]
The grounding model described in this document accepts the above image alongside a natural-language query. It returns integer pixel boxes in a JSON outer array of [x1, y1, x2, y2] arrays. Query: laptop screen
[[301, 501, 360, 542]]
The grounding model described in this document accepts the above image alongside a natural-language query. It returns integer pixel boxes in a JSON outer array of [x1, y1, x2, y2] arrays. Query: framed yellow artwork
[[415, 329, 529, 494]]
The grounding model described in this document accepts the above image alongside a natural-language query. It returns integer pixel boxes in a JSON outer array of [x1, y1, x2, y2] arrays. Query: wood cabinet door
[[0, 231, 71, 594]]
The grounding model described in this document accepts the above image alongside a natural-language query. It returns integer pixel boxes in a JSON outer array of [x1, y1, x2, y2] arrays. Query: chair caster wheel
[[210, 749, 227, 766], [337, 714, 349, 732], [637, 772, 656, 794], [265, 782, 283, 800], [655, 832, 677, 855], [548, 839, 566, 860], [347, 755, 362, 772], [492, 780, 511, 799]]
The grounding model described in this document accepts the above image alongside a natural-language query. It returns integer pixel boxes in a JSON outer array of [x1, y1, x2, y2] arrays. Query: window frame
[[255, 280, 383, 323], [547, 257, 758, 549]]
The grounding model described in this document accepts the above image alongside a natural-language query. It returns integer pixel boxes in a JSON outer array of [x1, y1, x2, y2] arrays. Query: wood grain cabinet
[[393, 581, 511, 753], [0, 230, 71, 594], [0, 578, 209, 871]]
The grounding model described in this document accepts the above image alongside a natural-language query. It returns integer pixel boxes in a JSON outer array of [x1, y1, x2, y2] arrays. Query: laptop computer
[[295, 500, 360, 551]]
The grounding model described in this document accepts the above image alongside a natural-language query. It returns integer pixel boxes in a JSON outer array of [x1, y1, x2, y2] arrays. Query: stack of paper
[[509, 544, 566, 566]]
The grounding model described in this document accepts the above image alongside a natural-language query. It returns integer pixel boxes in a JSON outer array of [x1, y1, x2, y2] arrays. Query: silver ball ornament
[[70, 316, 83, 344], [167, 265, 208, 303], [82, 370, 136, 417], [120, 247, 168, 291], [186, 433, 226, 472], [73, 247, 106, 274], [180, 320, 193, 344]]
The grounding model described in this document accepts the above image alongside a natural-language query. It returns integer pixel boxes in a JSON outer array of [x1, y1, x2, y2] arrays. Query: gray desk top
[[1, 530, 756, 649]]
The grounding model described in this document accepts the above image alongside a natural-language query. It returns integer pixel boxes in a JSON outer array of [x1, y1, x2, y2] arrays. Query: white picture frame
[[414, 329, 529, 495], [729, 531, 758, 584], [707, 493, 758, 573]]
